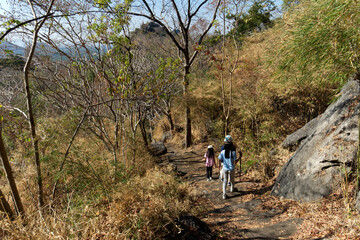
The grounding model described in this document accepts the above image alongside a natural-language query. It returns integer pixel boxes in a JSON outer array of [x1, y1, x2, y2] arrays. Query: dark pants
[[206, 167, 213, 179]]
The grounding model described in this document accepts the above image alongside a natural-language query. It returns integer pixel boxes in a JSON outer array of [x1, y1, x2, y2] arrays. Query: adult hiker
[[219, 135, 237, 184], [204, 145, 217, 181], [218, 135, 237, 199]]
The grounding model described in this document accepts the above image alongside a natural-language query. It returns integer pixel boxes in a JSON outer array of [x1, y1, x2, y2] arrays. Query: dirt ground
[[160, 142, 360, 240]]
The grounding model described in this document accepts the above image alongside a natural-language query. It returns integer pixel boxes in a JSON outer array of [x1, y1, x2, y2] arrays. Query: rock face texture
[[166, 215, 214, 240], [149, 142, 167, 156], [272, 78, 359, 201]]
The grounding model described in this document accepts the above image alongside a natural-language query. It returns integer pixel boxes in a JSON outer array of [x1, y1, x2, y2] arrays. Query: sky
[[0, 0, 9, 14], [0, 0, 283, 47]]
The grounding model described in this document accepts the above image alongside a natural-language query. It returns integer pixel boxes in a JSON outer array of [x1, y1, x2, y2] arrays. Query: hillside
[[0, 41, 25, 57], [0, 0, 359, 239]]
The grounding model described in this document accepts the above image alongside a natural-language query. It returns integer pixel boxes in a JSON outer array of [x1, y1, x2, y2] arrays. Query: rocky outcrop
[[161, 131, 173, 143], [282, 115, 321, 150], [272, 78, 359, 201], [166, 215, 214, 240], [355, 191, 360, 212], [148, 142, 167, 156]]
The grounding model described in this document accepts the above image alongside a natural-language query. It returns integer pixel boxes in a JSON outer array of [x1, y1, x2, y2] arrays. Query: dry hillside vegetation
[[1, 0, 359, 238]]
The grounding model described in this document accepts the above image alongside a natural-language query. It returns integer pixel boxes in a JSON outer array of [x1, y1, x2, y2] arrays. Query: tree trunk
[[0, 126, 24, 218], [52, 106, 89, 201], [23, 66, 44, 208], [113, 118, 120, 180], [183, 65, 191, 148], [166, 110, 175, 131], [356, 72, 360, 196], [22, 0, 55, 209], [356, 113, 360, 194], [139, 118, 148, 147], [0, 188, 14, 220], [132, 0, 221, 148]]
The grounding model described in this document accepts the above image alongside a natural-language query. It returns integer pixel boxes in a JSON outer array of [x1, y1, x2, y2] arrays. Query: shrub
[[270, 0, 360, 85]]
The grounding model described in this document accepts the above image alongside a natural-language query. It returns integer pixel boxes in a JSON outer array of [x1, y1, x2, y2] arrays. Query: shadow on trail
[[216, 183, 275, 201], [235, 218, 304, 240], [169, 156, 202, 162], [236, 183, 274, 196]]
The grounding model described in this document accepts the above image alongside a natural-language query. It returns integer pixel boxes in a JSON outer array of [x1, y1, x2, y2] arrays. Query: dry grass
[[0, 114, 198, 239], [269, 187, 360, 239], [259, 158, 360, 239], [0, 167, 197, 239], [215, 170, 360, 239]]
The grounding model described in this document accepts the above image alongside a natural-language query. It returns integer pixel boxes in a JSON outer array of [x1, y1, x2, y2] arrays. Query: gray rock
[[282, 115, 321, 150], [272, 79, 359, 201], [355, 191, 360, 213], [148, 142, 167, 156], [161, 131, 173, 143], [165, 215, 214, 240], [239, 218, 303, 239]]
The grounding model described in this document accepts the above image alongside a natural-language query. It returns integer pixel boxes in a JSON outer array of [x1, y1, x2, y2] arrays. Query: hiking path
[[160, 142, 303, 240]]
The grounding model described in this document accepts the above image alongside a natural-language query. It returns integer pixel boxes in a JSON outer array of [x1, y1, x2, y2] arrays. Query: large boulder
[[282, 115, 321, 150], [165, 215, 214, 240], [355, 191, 360, 212], [148, 142, 167, 156], [272, 78, 359, 201]]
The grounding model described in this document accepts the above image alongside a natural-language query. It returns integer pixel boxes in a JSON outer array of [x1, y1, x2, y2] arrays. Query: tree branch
[[0, 10, 110, 42], [189, 0, 221, 66], [170, 0, 186, 34], [0, 13, 54, 42], [128, 9, 185, 52]]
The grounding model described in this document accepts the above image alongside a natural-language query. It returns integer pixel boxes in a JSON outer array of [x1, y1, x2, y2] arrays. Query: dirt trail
[[160, 143, 302, 240]]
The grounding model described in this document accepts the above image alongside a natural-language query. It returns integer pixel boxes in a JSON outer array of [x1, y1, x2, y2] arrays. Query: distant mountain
[[0, 40, 112, 61], [0, 41, 89, 61], [0, 41, 25, 57]]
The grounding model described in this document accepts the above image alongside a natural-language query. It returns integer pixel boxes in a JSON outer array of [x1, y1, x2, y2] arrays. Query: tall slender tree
[[0, 121, 24, 219], [0, 188, 14, 220], [128, 0, 222, 147], [22, 0, 56, 209]]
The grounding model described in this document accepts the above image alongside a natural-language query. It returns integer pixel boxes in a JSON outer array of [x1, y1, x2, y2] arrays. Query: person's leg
[[222, 169, 229, 199], [219, 164, 224, 181], [227, 164, 231, 186], [206, 167, 211, 180], [209, 167, 213, 180], [230, 169, 235, 192]]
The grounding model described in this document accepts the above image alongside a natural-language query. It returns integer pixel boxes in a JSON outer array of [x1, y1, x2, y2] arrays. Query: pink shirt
[[204, 153, 215, 167]]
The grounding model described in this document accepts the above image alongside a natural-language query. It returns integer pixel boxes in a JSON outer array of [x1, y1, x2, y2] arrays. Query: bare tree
[[218, 0, 245, 135], [0, 64, 27, 119], [21, 0, 56, 210], [128, 0, 222, 147], [35, 0, 183, 164], [0, 188, 14, 220], [0, 121, 24, 219]]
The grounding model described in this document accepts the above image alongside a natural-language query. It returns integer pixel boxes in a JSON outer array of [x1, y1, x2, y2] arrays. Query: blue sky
[[0, 0, 9, 14], [0, 0, 283, 47]]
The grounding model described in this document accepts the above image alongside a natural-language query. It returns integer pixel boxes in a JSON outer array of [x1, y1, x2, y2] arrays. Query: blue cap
[[224, 135, 232, 143]]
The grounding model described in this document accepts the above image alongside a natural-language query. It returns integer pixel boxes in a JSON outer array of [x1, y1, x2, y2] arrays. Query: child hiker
[[204, 145, 217, 181]]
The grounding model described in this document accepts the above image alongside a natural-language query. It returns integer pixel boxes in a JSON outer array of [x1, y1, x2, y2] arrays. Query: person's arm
[[218, 153, 223, 169], [233, 151, 237, 165]]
